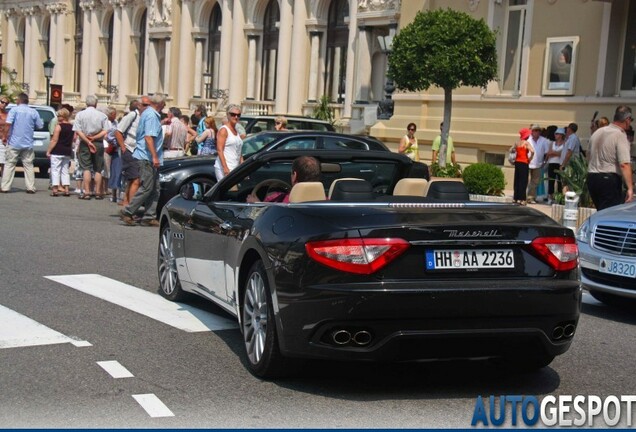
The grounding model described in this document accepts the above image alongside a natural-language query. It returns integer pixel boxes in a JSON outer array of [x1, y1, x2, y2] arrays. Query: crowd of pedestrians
[[0, 92, 248, 227], [510, 104, 634, 209]]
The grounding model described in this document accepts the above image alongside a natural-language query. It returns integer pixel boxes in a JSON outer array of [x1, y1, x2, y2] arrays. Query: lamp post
[[202, 72, 212, 99], [377, 27, 396, 120], [96, 68, 119, 99], [43, 57, 55, 106]]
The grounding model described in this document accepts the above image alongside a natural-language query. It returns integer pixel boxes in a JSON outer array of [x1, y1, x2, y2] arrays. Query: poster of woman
[[542, 37, 579, 95]]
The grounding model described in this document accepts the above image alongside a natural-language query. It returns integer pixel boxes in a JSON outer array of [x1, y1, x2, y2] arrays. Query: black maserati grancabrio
[[157, 150, 581, 379]]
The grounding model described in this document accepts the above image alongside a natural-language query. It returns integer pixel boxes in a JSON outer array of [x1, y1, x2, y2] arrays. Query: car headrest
[[393, 178, 429, 196], [328, 177, 363, 198], [408, 162, 431, 181], [288, 182, 326, 203], [426, 180, 469, 201], [330, 179, 374, 201]]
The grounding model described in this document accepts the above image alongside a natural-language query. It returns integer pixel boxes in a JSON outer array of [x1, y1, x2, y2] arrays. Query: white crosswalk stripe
[[0, 304, 91, 349], [132, 394, 175, 418], [46, 274, 238, 332]]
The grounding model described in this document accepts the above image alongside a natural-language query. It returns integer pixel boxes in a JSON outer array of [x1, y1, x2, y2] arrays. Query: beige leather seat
[[328, 177, 363, 199], [288, 182, 326, 203], [393, 178, 429, 196]]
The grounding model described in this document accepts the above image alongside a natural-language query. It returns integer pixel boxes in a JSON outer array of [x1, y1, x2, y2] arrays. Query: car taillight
[[530, 237, 579, 271], [305, 238, 410, 275]]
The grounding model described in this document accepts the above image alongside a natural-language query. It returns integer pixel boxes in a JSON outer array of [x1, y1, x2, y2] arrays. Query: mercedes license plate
[[599, 258, 636, 278], [426, 249, 514, 270]]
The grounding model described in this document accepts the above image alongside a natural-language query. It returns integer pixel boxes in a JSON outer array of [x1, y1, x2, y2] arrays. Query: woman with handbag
[[511, 128, 535, 205]]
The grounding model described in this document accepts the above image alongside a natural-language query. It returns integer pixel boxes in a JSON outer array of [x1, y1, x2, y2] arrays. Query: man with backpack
[[115, 98, 143, 206]]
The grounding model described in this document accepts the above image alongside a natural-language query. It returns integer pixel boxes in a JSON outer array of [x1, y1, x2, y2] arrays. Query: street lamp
[[377, 27, 396, 120], [96, 68, 119, 98], [43, 57, 55, 106], [202, 72, 212, 99]]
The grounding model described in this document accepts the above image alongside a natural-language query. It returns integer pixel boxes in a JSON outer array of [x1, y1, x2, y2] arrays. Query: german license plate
[[599, 258, 636, 278], [426, 249, 514, 270]]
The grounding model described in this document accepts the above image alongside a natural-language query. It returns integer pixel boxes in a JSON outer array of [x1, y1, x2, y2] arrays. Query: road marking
[[132, 394, 175, 418], [97, 360, 135, 379], [45, 274, 238, 332], [0, 304, 91, 349]]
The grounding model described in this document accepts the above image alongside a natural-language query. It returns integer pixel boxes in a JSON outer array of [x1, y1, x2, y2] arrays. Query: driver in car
[[247, 156, 320, 203]]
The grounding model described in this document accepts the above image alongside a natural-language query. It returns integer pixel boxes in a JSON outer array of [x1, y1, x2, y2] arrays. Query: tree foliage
[[388, 8, 498, 166]]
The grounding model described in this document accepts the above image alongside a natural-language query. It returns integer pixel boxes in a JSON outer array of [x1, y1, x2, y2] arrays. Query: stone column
[[274, 0, 293, 114], [342, 0, 358, 118], [80, 3, 92, 97], [307, 31, 321, 103], [110, 4, 123, 102], [217, 0, 233, 95], [176, 0, 195, 107], [24, 8, 38, 97], [163, 37, 172, 96], [53, 6, 67, 87], [286, 0, 308, 115], [354, 26, 372, 103], [228, 0, 246, 104], [245, 35, 258, 100], [118, 3, 133, 98], [147, 38, 159, 94], [4, 12, 20, 77], [331, 46, 341, 102], [46, 5, 59, 83], [193, 37, 205, 98]]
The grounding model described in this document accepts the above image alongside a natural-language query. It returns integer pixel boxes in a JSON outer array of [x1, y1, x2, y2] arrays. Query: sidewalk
[[503, 189, 554, 219]]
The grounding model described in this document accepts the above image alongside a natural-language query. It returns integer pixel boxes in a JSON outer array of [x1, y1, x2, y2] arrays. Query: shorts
[[121, 149, 140, 180], [78, 142, 104, 173]]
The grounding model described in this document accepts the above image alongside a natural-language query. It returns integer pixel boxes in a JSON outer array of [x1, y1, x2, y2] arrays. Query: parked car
[[577, 200, 636, 304], [157, 130, 391, 214], [6, 104, 56, 176], [239, 115, 335, 134], [157, 149, 581, 378]]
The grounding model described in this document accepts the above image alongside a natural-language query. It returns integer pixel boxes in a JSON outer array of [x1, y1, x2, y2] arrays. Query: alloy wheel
[[243, 271, 268, 365]]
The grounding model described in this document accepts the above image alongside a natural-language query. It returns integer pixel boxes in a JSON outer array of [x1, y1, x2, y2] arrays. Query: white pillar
[[228, 0, 246, 104], [354, 26, 372, 103], [246, 35, 258, 99], [118, 4, 133, 98], [287, 0, 308, 115], [80, 6, 91, 97], [274, 0, 293, 114], [342, 0, 358, 118], [193, 38, 204, 98], [176, 0, 195, 107], [331, 46, 341, 102], [110, 5, 122, 102], [147, 39, 159, 94], [164, 37, 172, 97], [87, 7, 101, 97], [53, 7, 67, 87], [4, 14, 19, 78], [307, 31, 321, 102], [218, 0, 233, 94], [24, 10, 37, 98]]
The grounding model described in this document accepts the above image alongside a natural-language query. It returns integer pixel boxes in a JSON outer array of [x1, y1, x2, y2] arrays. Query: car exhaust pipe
[[552, 326, 564, 340], [352, 330, 372, 346], [563, 324, 576, 338], [332, 329, 351, 345]]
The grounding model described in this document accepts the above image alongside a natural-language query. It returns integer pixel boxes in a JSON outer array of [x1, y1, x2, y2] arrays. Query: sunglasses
[[408, 128, 415, 132], [275, 121, 282, 125], [229, 112, 241, 118], [0, 101, 8, 104]]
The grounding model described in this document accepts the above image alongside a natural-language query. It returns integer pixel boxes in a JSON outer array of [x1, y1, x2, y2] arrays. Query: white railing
[[241, 100, 275, 115]]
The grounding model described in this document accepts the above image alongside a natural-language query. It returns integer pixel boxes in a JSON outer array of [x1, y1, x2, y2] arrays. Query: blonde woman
[[214, 105, 244, 180], [399, 123, 419, 161], [46, 108, 75, 196], [275, 116, 288, 131]]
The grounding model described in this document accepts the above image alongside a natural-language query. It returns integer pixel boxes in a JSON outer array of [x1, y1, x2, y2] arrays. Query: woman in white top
[[214, 104, 244, 181], [546, 127, 566, 203]]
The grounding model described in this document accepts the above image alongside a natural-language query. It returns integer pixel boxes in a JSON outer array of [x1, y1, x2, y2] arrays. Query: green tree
[[388, 8, 498, 166]]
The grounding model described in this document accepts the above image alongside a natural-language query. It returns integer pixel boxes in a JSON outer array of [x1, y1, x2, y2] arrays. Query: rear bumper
[[274, 280, 581, 361], [579, 243, 636, 298]]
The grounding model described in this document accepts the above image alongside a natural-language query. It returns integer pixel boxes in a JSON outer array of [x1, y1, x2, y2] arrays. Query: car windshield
[[242, 133, 278, 156]]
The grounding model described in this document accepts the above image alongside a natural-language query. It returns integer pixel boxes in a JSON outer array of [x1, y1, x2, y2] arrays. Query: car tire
[[242, 260, 288, 379], [158, 223, 188, 302]]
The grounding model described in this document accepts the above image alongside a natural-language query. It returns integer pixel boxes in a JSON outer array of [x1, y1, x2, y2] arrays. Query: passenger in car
[[247, 156, 321, 203]]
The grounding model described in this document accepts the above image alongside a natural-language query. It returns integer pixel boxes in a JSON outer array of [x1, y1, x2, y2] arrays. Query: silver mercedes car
[[577, 201, 636, 304]]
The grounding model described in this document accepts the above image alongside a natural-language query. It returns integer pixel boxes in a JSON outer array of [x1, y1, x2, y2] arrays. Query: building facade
[[0, 0, 634, 181]]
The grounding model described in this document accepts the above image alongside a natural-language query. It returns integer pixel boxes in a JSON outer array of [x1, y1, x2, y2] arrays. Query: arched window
[[325, 0, 349, 103], [74, 0, 82, 92], [260, 0, 279, 101], [206, 3, 222, 96], [137, 10, 147, 95]]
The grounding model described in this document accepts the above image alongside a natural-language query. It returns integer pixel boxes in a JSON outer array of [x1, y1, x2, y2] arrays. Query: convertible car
[[157, 150, 581, 378]]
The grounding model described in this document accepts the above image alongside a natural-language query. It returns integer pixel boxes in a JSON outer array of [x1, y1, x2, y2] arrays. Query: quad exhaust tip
[[331, 329, 373, 346], [552, 323, 576, 340]]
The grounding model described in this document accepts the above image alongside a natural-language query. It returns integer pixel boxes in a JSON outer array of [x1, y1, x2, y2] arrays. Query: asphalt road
[[1, 176, 635, 428]]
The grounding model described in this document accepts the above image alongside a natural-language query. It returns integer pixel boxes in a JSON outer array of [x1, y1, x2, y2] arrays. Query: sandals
[[79, 194, 91, 200], [50, 191, 59, 197], [94, 195, 104, 200], [63, 192, 71, 197]]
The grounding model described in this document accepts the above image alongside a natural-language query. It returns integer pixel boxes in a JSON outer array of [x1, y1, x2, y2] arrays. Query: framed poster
[[542, 36, 579, 96]]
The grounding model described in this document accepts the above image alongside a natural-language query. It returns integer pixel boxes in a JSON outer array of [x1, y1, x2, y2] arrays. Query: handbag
[[507, 147, 517, 164]]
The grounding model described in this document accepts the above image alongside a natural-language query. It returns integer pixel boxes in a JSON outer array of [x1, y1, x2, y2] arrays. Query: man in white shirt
[[527, 124, 550, 204]]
